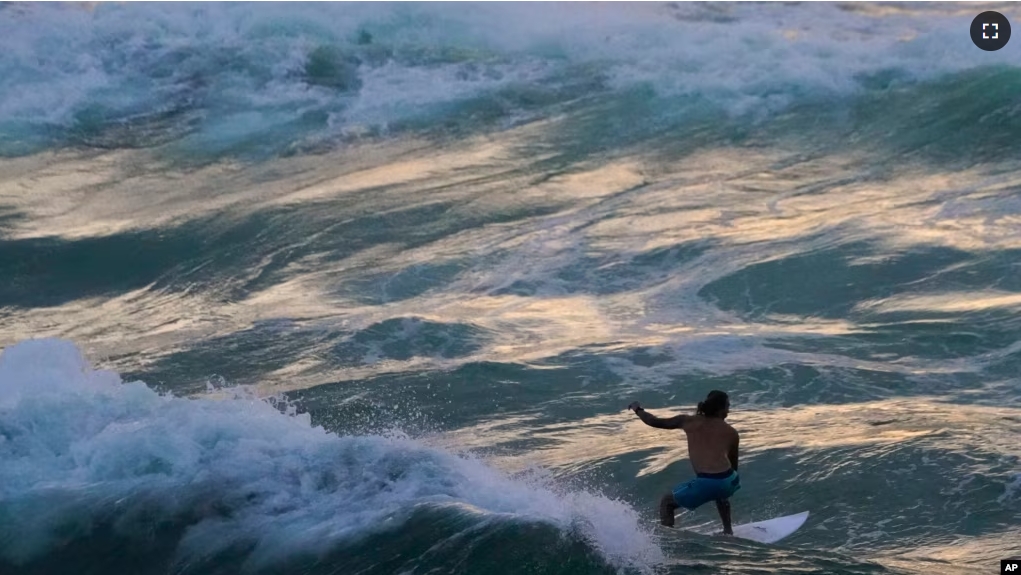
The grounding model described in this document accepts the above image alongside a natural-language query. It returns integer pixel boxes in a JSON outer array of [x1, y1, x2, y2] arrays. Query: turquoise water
[[1, 2, 1020, 574]]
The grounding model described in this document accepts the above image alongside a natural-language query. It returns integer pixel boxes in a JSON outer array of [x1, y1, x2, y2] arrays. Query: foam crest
[[1, 3, 1014, 155], [0, 338, 121, 405], [0, 338, 661, 572]]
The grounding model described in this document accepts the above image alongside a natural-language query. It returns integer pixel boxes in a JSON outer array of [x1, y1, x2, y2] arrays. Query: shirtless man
[[627, 390, 740, 534]]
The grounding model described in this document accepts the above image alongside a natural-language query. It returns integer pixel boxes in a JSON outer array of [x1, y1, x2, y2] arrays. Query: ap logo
[[1004, 560, 1020, 573]]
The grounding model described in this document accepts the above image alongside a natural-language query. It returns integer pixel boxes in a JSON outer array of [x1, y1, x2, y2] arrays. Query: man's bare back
[[682, 415, 739, 475]]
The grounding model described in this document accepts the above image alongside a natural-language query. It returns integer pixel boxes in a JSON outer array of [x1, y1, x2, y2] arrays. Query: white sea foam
[[0, 2, 1014, 145], [0, 338, 662, 571]]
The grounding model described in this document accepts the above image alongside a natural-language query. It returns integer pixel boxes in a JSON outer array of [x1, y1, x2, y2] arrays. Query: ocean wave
[[0, 338, 662, 573], [1, 3, 1016, 158]]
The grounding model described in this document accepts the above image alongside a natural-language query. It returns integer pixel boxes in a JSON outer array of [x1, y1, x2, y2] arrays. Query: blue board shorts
[[672, 469, 740, 510]]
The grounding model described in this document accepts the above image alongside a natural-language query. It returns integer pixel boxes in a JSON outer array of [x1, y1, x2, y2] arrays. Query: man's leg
[[660, 493, 679, 527], [715, 499, 733, 535]]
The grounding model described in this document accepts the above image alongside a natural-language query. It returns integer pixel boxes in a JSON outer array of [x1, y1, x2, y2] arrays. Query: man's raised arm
[[627, 402, 688, 430]]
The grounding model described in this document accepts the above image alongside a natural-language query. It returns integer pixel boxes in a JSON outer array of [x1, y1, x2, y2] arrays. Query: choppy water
[[1, 2, 1020, 574]]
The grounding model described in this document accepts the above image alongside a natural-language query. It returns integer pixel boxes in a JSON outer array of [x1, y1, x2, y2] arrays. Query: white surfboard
[[730, 511, 809, 544]]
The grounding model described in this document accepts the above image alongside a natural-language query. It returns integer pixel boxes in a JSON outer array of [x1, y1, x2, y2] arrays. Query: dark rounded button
[[971, 11, 1011, 51]]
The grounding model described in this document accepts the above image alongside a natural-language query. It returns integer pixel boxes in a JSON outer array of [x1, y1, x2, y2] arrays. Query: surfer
[[627, 390, 740, 534]]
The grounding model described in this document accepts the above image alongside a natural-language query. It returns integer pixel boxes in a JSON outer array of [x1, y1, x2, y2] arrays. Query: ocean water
[[1, 2, 1020, 574]]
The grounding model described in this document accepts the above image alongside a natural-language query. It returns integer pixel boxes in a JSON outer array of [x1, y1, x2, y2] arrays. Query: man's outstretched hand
[[627, 401, 642, 412]]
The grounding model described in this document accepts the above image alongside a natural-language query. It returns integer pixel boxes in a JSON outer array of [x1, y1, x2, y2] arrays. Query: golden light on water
[[4, 120, 1021, 395], [857, 292, 1021, 314]]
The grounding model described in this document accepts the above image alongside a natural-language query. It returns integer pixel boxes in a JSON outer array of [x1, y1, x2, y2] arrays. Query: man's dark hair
[[696, 390, 729, 417]]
